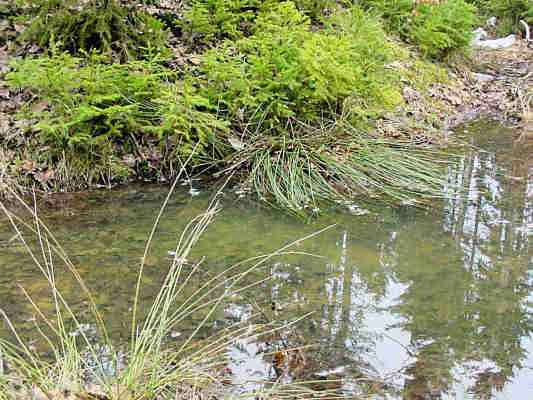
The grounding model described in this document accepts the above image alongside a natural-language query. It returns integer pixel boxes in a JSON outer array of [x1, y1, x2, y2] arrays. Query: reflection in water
[[0, 122, 532, 399], [240, 123, 533, 399]]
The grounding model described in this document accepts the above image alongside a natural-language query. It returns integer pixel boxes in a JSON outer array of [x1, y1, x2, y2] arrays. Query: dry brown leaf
[[31, 101, 49, 113], [35, 168, 55, 183], [189, 55, 202, 65], [21, 159, 35, 172]]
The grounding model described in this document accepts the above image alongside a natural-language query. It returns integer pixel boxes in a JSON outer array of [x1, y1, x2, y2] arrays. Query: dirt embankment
[[458, 42, 532, 130], [400, 40, 532, 139]]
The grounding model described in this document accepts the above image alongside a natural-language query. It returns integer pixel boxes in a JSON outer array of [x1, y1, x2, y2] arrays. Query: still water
[[0, 121, 532, 399]]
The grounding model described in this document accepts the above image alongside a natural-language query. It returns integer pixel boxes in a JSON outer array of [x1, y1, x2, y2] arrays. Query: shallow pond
[[0, 121, 532, 399]]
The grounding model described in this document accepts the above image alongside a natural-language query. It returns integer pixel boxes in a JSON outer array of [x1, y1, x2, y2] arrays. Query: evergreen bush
[[471, 0, 533, 34], [199, 3, 402, 132], [6, 52, 227, 177], [410, 0, 478, 59], [359, 0, 414, 37], [360, 0, 478, 59], [22, 0, 170, 60], [181, 0, 345, 43]]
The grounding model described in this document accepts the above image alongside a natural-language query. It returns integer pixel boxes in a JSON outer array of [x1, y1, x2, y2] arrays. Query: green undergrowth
[[6, 52, 227, 185], [231, 121, 450, 217], [181, 0, 346, 42], [200, 4, 403, 131], [20, 0, 170, 60], [360, 0, 478, 59], [468, 0, 533, 35], [2, 0, 464, 216]]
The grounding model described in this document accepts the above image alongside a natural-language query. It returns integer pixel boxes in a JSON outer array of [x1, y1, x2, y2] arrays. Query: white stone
[[473, 35, 516, 50], [486, 17, 498, 28]]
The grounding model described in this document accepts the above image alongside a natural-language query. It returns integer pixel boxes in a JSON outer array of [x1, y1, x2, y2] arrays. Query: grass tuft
[[224, 119, 452, 218], [0, 174, 340, 399]]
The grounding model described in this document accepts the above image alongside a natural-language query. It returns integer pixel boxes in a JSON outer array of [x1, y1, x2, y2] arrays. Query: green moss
[[404, 58, 449, 91]]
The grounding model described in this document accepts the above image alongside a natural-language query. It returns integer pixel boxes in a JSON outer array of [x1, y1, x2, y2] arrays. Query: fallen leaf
[[0, 87, 9, 99], [35, 168, 55, 183], [122, 154, 137, 168], [31, 100, 49, 113], [21, 159, 35, 172], [189, 55, 202, 65]]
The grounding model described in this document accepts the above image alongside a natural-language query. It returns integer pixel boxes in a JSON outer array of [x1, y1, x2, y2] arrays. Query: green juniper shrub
[[360, 0, 478, 59], [358, 0, 415, 38], [487, 0, 533, 35], [293, 0, 343, 20], [181, 0, 349, 44], [194, 3, 445, 216], [7, 52, 162, 150], [409, 0, 478, 59], [21, 0, 170, 60], [6, 52, 227, 182], [200, 3, 402, 133], [147, 80, 229, 163], [0, 0, 27, 46], [181, 0, 268, 42], [5, 0, 452, 211]]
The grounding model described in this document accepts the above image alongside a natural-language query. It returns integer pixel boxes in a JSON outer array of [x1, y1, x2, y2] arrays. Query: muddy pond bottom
[[0, 121, 532, 399]]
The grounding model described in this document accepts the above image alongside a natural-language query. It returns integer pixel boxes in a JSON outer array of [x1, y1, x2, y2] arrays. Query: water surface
[[0, 121, 531, 399]]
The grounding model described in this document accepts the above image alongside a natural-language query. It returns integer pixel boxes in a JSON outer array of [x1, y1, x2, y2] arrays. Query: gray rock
[[472, 27, 488, 44], [486, 17, 498, 28]]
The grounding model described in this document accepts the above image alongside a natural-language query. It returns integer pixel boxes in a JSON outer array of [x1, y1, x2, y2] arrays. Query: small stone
[[473, 72, 495, 82]]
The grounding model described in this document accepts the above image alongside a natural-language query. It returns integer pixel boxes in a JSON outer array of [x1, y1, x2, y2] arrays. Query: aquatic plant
[[224, 119, 450, 218]]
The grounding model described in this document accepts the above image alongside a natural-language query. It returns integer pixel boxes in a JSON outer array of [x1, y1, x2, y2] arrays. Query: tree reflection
[[263, 124, 533, 398], [1, 123, 531, 399]]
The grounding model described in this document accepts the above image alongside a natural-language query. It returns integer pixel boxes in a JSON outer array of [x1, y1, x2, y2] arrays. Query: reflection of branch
[[381, 331, 415, 358]]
